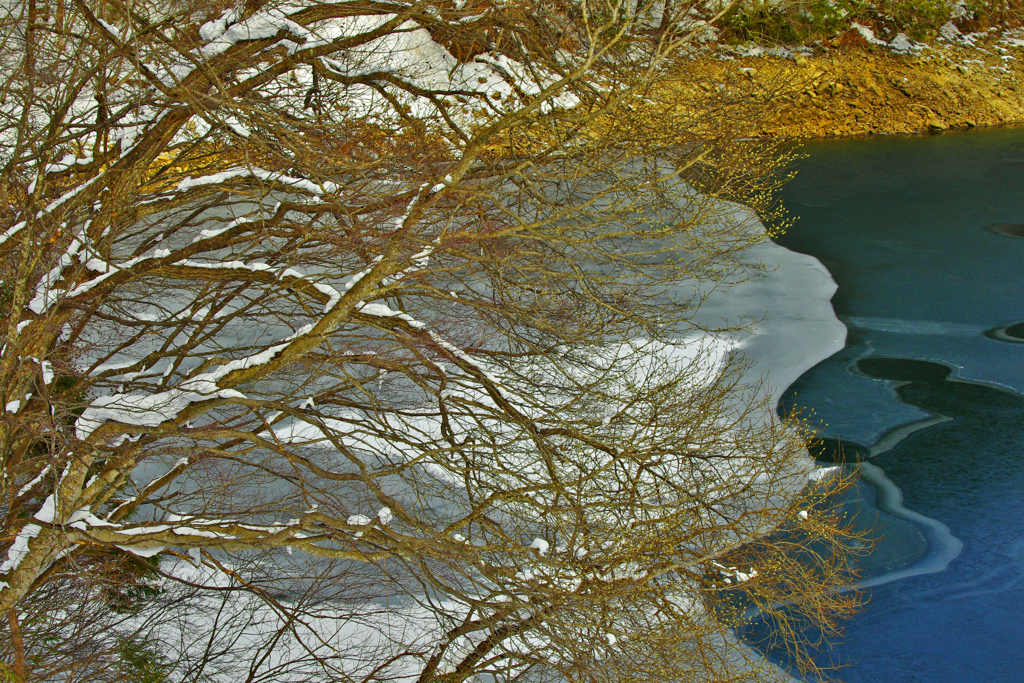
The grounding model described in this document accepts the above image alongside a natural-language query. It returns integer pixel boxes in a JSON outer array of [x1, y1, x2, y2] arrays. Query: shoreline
[[690, 198, 847, 477], [664, 33, 1024, 140]]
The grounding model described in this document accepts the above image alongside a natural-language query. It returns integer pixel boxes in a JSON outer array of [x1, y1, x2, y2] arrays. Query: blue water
[[770, 128, 1024, 682]]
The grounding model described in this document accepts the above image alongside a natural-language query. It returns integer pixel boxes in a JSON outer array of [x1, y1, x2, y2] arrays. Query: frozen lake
[[757, 128, 1024, 682]]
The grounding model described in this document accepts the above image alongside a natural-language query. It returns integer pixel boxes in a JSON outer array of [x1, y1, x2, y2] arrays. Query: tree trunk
[[7, 610, 25, 680]]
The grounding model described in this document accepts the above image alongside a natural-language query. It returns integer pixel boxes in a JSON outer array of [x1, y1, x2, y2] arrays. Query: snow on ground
[[689, 202, 846, 415]]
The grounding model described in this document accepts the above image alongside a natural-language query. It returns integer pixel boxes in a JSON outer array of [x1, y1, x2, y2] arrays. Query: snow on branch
[[176, 167, 340, 195]]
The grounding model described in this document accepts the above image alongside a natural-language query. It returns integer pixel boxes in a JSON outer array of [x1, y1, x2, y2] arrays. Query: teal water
[[766, 128, 1024, 681]]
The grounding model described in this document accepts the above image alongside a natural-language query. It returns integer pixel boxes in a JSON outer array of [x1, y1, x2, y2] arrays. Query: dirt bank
[[666, 31, 1024, 139]]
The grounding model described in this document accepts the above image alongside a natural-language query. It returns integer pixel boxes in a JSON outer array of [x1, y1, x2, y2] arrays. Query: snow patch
[[75, 380, 246, 440], [809, 466, 842, 482], [177, 167, 339, 195], [0, 524, 42, 575]]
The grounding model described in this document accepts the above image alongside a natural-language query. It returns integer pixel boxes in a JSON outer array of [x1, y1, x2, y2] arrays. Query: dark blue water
[[770, 128, 1024, 682]]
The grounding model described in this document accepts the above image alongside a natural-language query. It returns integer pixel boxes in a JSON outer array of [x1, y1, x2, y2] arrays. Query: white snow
[[941, 21, 965, 42], [357, 302, 426, 328], [34, 495, 57, 524], [199, 8, 239, 42], [689, 202, 846, 416], [528, 538, 550, 555], [40, 360, 54, 385], [75, 381, 246, 440], [201, 6, 312, 60], [45, 153, 94, 174], [313, 282, 342, 312], [177, 167, 339, 195], [16, 465, 50, 498], [0, 524, 41, 575], [97, 18, 124, 41], [851, 23, 888, 46], [889, 33, 925, 55], [809, 466, 842, 482], [735, 44, 795, 59], [192, 214, 261, 242], [849, 23, 925, 54], [116, 544, 164, 557]]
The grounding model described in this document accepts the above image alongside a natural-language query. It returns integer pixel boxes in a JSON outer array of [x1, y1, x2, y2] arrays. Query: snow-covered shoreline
[[692, 200, 847, 440]]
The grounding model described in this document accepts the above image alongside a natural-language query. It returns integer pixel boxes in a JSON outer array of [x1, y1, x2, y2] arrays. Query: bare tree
[[1, 1, 862, 681]]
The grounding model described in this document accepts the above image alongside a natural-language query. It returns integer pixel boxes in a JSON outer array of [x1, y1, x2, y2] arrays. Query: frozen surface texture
[[768, 128, 1024, 683]]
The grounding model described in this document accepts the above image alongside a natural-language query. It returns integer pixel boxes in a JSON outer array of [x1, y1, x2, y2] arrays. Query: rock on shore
[[662, 29, 1024, 139]]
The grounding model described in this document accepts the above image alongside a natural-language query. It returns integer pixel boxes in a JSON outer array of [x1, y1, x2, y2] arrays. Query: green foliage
[[723, 1, 864, 44], [102, 552, 164, 614], [0, 662, 20, 683], [961, 0, 1024, 28], [721, 0, 1024, 45], [874, 0, 953, 38], [117, 637, 171, 683]]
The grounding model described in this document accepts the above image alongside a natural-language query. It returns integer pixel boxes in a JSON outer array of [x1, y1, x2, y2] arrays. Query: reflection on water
[[764, 128, 1024, 682]]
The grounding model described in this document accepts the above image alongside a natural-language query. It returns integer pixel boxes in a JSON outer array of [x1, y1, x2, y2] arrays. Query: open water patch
[[806, 437, 869, 463], [855, 357, 952, 383], [984, 320, 1024, 343]]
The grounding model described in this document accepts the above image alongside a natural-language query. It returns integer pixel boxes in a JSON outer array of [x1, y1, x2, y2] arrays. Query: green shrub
[[723, 1, 860, 44], [873, 0, 951, 38], [960, 0, 1024, 29], [719, 1, 1017, 44], [118, 637, 172, 683]]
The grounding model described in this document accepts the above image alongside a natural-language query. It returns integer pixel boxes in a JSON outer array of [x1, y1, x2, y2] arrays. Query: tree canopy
[[0, 1, 862, 681]]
